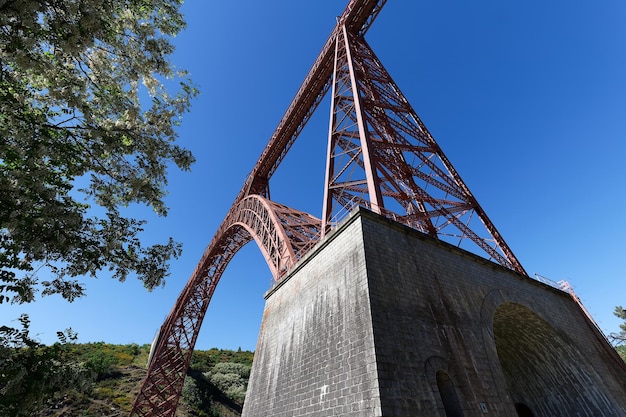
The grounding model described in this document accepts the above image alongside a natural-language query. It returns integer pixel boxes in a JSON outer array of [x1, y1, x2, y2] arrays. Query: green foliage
[[182, 374, 229, 417], [6, 343, 252, 416], [182, 376, 219, 416], [0, 315, 94, 417], [184, 348, 254, 415], [0, 0, 197, 306], [189, 348, 254, 372], [182, 376, 205, 409], [56, 341, 147, 382], [0, 323, 152, 416], [616, 345, 626, 363], [210, 362, 251, 379], [0, 329, 253, 416], [204, 362, 252, 403], [610, 305, 626, 345], [1, 0, 196, 412], [39, 342, 151, 415]]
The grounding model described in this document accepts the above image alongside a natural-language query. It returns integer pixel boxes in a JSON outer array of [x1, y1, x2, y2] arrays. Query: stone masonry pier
[[242, 208, 626, 417]]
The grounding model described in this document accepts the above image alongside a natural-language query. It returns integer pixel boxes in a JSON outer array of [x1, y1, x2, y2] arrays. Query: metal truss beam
[[129, 196, 321, 417], [239, 0, 387, 199], [130, 0, 529, 414], [322, 27, 526, 274]]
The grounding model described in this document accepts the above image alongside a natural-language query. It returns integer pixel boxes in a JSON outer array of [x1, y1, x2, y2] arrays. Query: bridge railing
[[533, 274, 613, 347]]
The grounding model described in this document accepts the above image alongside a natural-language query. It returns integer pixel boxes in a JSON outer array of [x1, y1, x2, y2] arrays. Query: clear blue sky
[[5, 0, 626, 352]]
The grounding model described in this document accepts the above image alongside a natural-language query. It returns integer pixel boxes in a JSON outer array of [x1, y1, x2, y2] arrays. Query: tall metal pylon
[[321, 25, 525, 273], [130, 1, 525, 415]]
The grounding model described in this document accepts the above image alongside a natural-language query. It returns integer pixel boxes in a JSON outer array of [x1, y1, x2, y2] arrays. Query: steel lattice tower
[[129, 1, 526, 415]]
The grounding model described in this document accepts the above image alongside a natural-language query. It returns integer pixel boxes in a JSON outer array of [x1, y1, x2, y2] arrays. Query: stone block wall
[[242, 210, 382, 416], [242, 208, 626, 417]]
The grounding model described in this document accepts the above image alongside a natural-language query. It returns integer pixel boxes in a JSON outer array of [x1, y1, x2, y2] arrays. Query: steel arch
[[130, 195, 320, 417]]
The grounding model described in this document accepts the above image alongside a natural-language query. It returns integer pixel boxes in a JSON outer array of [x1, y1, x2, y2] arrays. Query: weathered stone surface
[[242, 208, 626, 417]]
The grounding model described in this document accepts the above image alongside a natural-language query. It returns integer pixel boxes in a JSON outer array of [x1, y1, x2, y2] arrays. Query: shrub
[[210, 362, 251, 379], [181, 376, 204, 410], [204, 362, 252, 403]]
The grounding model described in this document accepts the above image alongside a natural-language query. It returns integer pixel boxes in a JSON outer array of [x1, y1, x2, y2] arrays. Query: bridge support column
[[243, 208, 626, 417]]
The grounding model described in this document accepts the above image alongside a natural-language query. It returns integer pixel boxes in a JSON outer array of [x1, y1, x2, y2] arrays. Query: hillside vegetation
[[33, 343, 253, 417], [13, 342, 626, 416]]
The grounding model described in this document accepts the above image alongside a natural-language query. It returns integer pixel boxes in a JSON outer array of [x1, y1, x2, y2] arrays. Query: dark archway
[[436, 370, 465, 417], [493, 302, 614, 416], [514, 402, 535, 417]]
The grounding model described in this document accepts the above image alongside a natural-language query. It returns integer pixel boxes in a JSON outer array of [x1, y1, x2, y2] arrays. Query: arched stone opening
[[514, 402, 535, 417], [493, 302, 614, 416], [436, 370, 465, 417]]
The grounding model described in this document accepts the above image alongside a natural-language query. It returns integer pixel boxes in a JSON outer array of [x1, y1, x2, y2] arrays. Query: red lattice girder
[[239, 0, 388, 200], [322, 26, 526, 274], [130, 0, 529, 414], [129, 196, 320, 417]]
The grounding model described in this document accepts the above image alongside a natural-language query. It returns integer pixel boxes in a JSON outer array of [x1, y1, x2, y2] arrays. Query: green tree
[[1, 0, 196, 413], [1, 0, 196, 305], [0, 315, 94, 417], [610, 305, 626, 345]]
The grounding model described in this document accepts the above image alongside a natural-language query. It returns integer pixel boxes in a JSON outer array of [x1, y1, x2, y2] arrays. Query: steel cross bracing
[[130, 196, 320, 416], [240, 0, 387, 199], [130, 0, 525, 415], [321, 26, 526, 273]]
